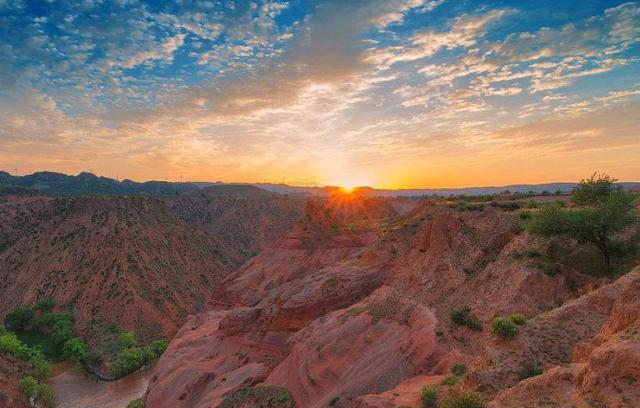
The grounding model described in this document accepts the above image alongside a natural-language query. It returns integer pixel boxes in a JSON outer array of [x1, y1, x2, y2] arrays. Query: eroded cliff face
[[145, 198, 639, 408]]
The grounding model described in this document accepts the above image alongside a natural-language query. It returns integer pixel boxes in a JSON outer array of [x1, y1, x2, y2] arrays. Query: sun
[[330, 174, 372, 192]]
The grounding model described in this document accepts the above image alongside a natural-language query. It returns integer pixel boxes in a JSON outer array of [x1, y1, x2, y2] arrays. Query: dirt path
[[51, 364, 151, 408]]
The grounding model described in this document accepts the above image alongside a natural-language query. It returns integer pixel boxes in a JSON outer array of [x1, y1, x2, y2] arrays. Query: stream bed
[[51, 363, 151, 408]]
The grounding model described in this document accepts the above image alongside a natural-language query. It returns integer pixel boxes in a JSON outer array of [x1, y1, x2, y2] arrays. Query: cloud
[[117, 34, 186, 69]]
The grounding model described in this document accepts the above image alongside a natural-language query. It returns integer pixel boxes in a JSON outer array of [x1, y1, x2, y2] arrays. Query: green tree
[[4, 307, 34, 332], [528, 174, 636, 272], [51, 319, 73, 346], [35, 298, 56, 313], [62, 337, 89, 362]]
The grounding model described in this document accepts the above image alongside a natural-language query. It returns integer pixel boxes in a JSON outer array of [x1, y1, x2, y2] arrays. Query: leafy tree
[[62, 337, 89, 362], [51, 319, 73, 346], [118, 331, 138, 349], [528, 173, 636, 272], [35, 298, 56, 313], [4, 307, 34, 332]]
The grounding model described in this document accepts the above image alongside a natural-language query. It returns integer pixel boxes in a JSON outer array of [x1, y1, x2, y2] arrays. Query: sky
[[0, 0, 639, 189]]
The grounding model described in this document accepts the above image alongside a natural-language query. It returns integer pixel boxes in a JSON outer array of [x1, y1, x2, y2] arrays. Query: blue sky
[[1, 0, 639, 187]]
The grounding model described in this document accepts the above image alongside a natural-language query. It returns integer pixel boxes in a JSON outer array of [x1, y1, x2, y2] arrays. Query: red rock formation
[[489, 269, 640, 408]]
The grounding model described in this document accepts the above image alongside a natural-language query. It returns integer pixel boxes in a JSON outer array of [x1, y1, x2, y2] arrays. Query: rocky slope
[[167, 185, 305, 261], [0, 194, 238, 342], [0, 186, 305, 345], [145, 196, 638, 408]]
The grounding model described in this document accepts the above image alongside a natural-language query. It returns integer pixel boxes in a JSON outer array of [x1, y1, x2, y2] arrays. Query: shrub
[[32, 355, 53, 381], [450, 307, 482, 331], [520, 363, 543, 379], [63, 337, 89, 362], [451, 363, 467, 376], [0, 332, 32, 360], [111, 347, 146, 377], [439, 392, 485, 408], [4, 307, 34, 332], [509, 313, 527, 325], [34, 383, 57, 408], [421, 387, 437, 408], [534, 262, 558, 276], [329, 396, 340, 406], [441, 376, 458, 386], [518, 211, 532, 221], [127, 398, 144, 408], [451, 307, 471, 326], [35, 298, 56, 313], [19, 375, 38, 397], [511, 248, 540, 259], [118, 331, 138, 349], [491, 317, 519, 337], [148, 339, 168, 355]]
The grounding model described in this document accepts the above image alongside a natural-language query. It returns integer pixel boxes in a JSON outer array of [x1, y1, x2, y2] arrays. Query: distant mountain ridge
[[1, 170, 638, 197]]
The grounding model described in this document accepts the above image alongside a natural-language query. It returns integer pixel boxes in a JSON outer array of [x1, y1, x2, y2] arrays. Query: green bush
[[421, 387, 437, 408], [4, 307, 34, 332], [35, 298, 56, 313], [491, 317, 519, 337], [520, 362, 543, 379], [62, 337, 89, 362], [34, 383, 57, 408], [439, 392, 485, 408], [111, 347, 147, 377], [450, 307, 482, 331], [451, 363, 467, 376], [509, 313, 527, 325], [0, 332, 32, 360], [441, 376, 458, 386], [148, 339, 168, 355], [511, 248, 540, 259], [118, 331, 138, 349], [19, 375, 38, 397], [32, 354, 53, 381], [127, 398, 144, 408]]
